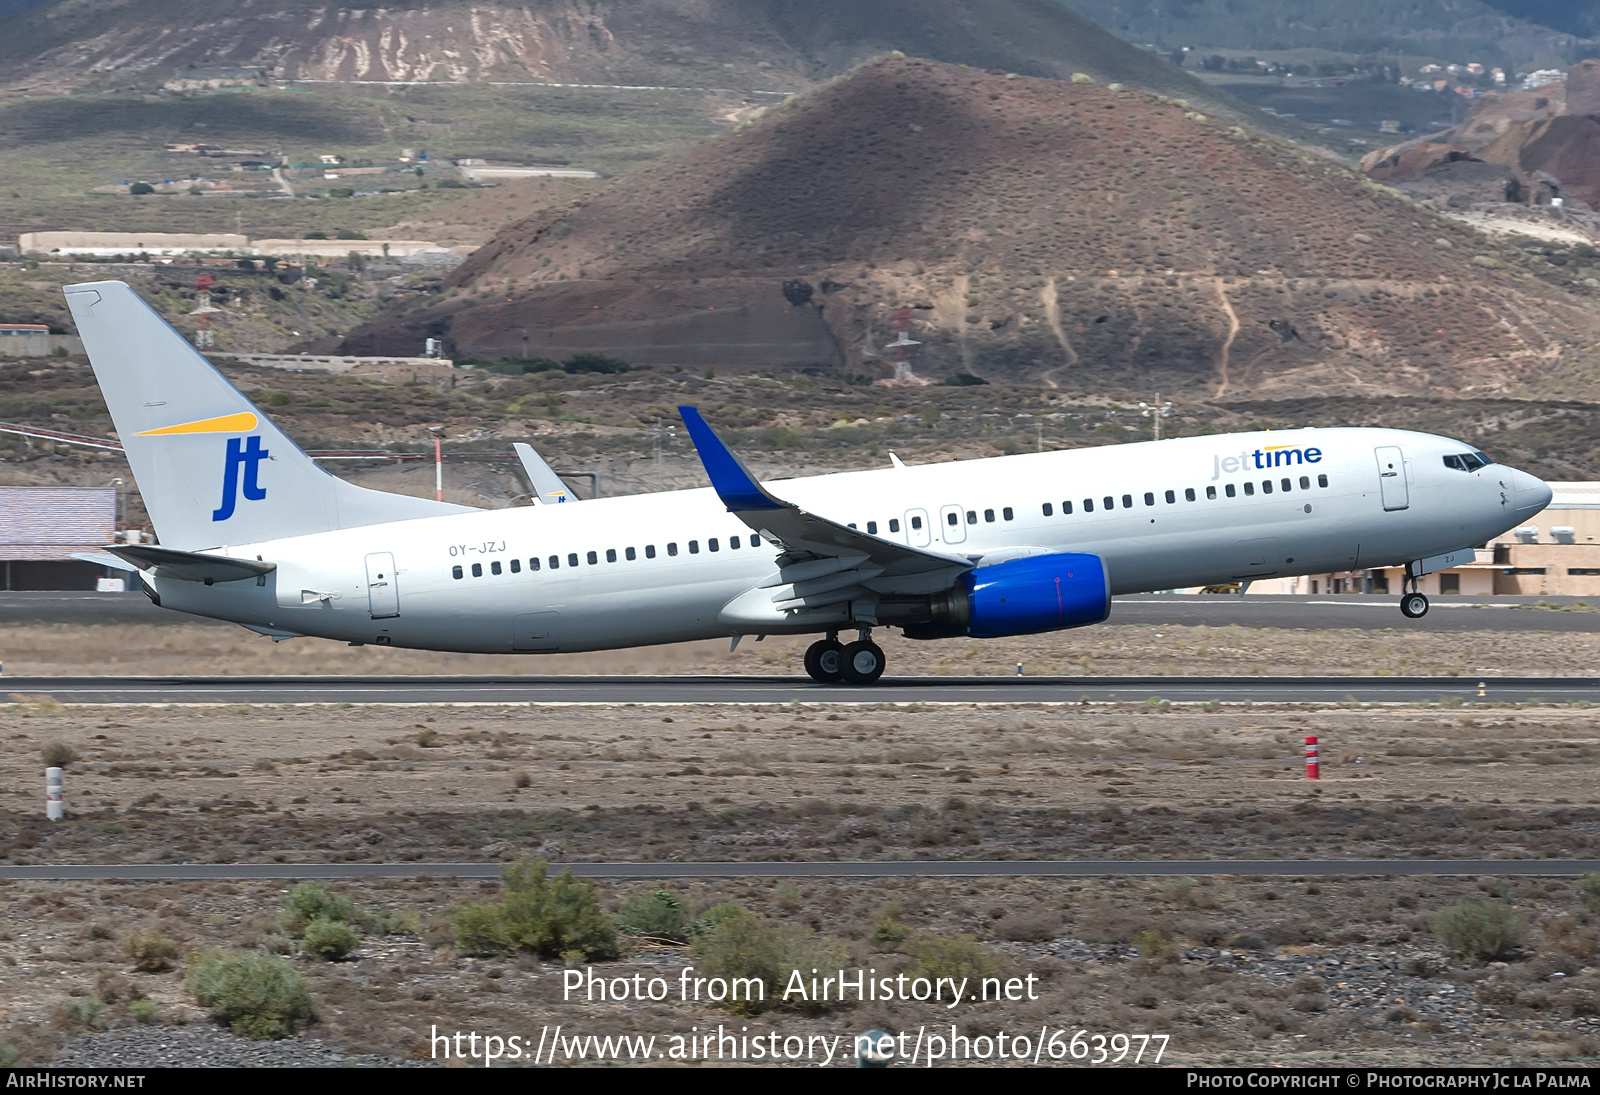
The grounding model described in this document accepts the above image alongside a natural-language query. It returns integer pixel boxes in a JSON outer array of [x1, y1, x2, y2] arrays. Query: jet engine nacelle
[[902, 552, 1110, 639]]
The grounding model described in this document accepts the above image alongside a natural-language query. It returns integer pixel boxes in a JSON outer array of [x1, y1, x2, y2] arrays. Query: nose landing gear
[[1400, 572, 1430, 619], [804, 629, 886, 684]]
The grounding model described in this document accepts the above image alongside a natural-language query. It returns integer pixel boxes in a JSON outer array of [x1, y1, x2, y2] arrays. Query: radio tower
[[883, 306, 922, 383], [190, 273, 221, 349]]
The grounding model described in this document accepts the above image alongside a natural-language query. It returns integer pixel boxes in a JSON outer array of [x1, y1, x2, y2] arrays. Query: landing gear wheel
[[804, 639, 845, 683], [840, 640, 887, 685], [1400, 592, 1430, 619]]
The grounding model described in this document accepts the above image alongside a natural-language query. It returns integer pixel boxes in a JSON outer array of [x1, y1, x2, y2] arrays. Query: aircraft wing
[[679, 406, 969, 622]]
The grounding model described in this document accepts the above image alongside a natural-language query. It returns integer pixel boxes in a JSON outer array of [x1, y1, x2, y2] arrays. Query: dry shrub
[[903, 932, 1010, 984], [187, 952, 314, 1040], [124, 929, 180, 972], [614, 888, 689, 943], [689, 904, 848, 1016], [453, 858, 618, 960], [1431, 899, 1523, 963], [300, 918, 359, 961], [40, 742, 77, 767]]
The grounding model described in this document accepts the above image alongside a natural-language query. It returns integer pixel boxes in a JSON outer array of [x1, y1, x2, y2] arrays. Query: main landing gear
[[805, 630, 886, 685]]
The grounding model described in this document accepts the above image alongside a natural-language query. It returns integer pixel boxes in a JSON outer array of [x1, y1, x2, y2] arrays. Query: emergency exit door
[[365, 552, 399, 618]]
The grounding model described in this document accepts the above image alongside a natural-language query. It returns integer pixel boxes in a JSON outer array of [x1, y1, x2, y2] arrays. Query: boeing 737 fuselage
[[64, 281, 1552, 684]]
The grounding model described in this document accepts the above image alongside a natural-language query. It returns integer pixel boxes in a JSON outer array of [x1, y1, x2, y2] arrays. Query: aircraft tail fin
[[65, 280, 469, 550], [513, 442, 576, 504]]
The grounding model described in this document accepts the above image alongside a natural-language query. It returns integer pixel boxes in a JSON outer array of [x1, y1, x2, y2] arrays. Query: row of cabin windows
[[1040, 474, 1330, 516], [452, 532, 765, 579], [851, 507, 1018, 536]]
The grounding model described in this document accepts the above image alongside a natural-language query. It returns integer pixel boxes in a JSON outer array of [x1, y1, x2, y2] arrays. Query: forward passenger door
[[1375, 446, 1409, 511]]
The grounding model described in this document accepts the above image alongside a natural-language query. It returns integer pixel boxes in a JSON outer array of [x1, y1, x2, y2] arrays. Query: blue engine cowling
[[903, 552, 1110, 639]]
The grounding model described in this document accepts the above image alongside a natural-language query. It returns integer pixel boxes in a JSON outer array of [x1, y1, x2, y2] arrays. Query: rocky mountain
[[0, 0, 1289, 135], [342, 56, 1600, 401]]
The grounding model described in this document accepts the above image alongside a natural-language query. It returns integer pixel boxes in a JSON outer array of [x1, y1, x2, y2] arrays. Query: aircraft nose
[[1512, 468, 1552, 518]]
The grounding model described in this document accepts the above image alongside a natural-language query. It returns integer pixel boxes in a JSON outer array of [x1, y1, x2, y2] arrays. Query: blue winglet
[[678, 406, 786, 512]]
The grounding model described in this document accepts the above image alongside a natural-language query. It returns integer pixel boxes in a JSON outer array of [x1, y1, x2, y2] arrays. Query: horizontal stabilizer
[[107, 544, 275, 584], [69, 551, 133, 571]]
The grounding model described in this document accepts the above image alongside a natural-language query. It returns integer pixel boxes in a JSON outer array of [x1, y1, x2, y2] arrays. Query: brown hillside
[[346, 57, 1600, 400]]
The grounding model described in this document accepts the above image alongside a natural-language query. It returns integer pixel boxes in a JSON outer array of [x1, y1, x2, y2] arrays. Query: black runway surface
[[1, 673, 1593, 704]]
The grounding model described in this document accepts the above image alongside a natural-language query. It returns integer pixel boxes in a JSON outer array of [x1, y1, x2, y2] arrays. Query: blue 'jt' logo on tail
[[212, 436, 269, 521]]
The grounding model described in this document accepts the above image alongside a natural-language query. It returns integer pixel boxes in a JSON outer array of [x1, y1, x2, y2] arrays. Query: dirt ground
[[8, 621, 1600, 678], [4, 699, 1600, 1065]]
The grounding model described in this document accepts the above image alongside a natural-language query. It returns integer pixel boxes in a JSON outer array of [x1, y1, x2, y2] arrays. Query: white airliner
[[67, 281, 1551, 685]]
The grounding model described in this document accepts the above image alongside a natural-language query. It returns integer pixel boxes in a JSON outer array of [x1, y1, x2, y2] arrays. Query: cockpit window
[[1444, 452, 1493, 472]]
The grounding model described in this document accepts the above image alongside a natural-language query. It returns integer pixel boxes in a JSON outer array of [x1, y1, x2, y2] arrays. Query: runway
[[5, 859, 1598, 881], [6, 591, 1600, 631], [3, 673, 1596, 704]]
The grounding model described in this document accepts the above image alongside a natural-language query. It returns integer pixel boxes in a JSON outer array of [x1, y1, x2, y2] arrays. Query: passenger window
[[625, 547, 636, 561], [510, 558, 521, 574], [1206, 486, 1216, 500], [1042, 503, 1053, 517], [1281, 478, 1291, 492], [848, 524, 857, 529], [866, 521, 877, 534], [1224, 484, 1236, 498], [530, 557, 541, 571], [569, 553, 580, 567], [729, 536, 740, 549], [1261, 480, 1272, 494], [689, 540, 700, 554], [606, 548, 617, 563], [1144, 492, 1155, 506], [911, 516, 922, 530], [1002, 507, 1013, 521], [1243, 482, 1255, 496], [1299, 476, 1310, 490], [549, 555, 560, 570], [948, 512, 959, 526], [645, 545, 655, 559], [472, 563, 483, 577], [490, 561, 502, 575], [709, 538, 719, 552], [1317, 474, 1329, 488], [667, 543, 678, 556], [889, 519, 900, 532], [749, 534, 759, 547], [966, 510, 977, 524], [1062, 500, 1073, 514], [586, 551, 598, 565], [1185, 488, 1195, 501], [1103, 496, 1114, 510], [452, 565, 463, 579], [1122, 494, 1133, 509], [1165, 490, 1175, 504], [1084, 498, 1095, 512]]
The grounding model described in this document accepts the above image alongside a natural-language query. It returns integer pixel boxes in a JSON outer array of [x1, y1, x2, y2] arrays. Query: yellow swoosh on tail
[[136, 412, 259, 436]]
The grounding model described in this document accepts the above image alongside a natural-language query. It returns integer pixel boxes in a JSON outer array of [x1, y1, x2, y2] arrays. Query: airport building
[[0, 486, 125, 590]]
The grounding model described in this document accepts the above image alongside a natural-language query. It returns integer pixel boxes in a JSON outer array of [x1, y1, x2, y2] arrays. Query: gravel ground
[[50, 1025, 421, 1067]]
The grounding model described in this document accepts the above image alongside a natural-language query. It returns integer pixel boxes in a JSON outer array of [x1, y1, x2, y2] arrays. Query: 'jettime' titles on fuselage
[[1211, 445, 1322, 479]]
